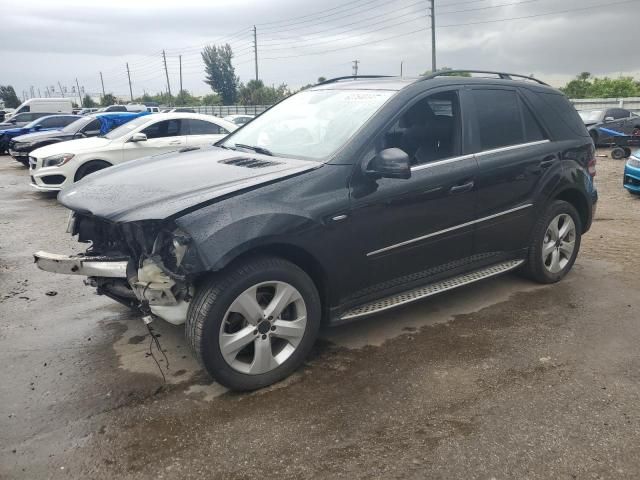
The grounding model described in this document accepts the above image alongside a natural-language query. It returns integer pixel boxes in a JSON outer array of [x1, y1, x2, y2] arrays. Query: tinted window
[[380, 91, 461, 165], [521, 101, 547, 141], [537, 92, 590, 138], [187, 119, 227, 135], [80, 118, 101, 133], [16, 106, 30, 114], [39, 116, 78, 128], [608, 108, 631, 119], [473, 89, 524, 150], [15, 113, 34, 122], [142, 119, 183, 139]]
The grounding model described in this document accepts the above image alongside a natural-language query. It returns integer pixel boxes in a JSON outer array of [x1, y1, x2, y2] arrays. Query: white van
[[10, 98, 73, 118]]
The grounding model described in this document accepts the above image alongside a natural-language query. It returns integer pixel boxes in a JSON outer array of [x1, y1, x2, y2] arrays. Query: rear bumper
[[34, 251, 129, 278]]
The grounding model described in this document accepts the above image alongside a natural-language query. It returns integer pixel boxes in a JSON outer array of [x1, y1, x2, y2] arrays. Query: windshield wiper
[[234, 143, 273, 156]]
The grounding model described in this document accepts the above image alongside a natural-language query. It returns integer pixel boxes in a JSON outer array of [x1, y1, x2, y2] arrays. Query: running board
[[340, 259, 525, 321]]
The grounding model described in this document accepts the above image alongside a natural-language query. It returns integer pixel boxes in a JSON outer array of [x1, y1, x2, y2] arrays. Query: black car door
[[346, 88, 478, 302], [468, 87, 555, 257]]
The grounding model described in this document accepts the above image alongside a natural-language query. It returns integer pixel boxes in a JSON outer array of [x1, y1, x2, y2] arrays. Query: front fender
[[178, 212, 319, 272]]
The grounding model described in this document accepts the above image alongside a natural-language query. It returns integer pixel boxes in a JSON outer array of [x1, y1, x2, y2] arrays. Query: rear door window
[[142, 119, 183, 139], [186, 119, 228, 135], [472, 89, 524, 150]]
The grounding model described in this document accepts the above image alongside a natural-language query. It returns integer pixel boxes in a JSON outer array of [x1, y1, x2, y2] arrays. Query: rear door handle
[[539, 156, 557, 168], [449, 180, 474, 194]]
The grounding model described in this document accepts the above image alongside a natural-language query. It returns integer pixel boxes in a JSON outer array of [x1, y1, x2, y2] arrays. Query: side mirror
[[34, 125, 42, 130], [83, 130, 100, 137], [366, 148, 411, 180], [604, 116, 614, 122], [129, 132, 147, 142]]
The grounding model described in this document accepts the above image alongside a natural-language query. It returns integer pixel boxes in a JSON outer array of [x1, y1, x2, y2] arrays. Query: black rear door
[[468, 87, 556, 257]]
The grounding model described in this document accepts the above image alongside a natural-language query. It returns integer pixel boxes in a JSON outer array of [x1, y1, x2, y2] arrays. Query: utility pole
[[179, 55, 183, 104], [30, 86, 35, 98], [352, 60, 359, 76], [400, 61, 404, 78], [75, 78, 82, 106], [57, 82, 65, 97], [253, 26, 259, 81], [162, 50, 172, 105], [126, 63, 133, 102], [429, 0, 436, 72], [45, 86, 50, 98], [99, 72, 106, 100], [38, 88, 41, 97]]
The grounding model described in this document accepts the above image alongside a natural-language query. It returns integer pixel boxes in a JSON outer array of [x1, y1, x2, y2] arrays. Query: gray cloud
[[1, 0, 638, 99]]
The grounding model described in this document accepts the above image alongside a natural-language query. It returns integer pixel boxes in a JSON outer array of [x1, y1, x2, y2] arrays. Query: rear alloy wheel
[[521, 200, 582, 284], [186, 256, 321, 391]]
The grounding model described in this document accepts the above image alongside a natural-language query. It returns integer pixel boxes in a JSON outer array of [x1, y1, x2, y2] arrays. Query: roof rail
[[315, 75, 395, 86], [420, 70, 548, 86]]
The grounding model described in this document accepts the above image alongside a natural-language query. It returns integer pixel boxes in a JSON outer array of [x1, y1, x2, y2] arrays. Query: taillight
[[587, 145, 596, 178]]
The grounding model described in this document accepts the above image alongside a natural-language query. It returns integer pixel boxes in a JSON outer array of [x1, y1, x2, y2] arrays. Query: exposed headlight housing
[[43, 153, 75, 167]]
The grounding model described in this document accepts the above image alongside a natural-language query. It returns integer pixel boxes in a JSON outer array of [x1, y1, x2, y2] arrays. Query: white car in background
[[223, 114, 255, 126], [29, 113, 236, 191]]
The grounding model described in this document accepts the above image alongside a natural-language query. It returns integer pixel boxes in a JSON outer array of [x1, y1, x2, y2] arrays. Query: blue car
[[0, 114, 80, 154], [8, 111, 151, 165], [623, 150, 640, 194]]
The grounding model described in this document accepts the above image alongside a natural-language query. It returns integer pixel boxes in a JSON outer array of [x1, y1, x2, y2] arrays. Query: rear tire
[[74, 160, 111, 182], [521, 200, 582, 284], [186, 256, 321, 391]]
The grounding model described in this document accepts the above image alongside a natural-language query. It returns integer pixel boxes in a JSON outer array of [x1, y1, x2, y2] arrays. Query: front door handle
[[449, 180, 474, 194], [169, 140, 182, 145]]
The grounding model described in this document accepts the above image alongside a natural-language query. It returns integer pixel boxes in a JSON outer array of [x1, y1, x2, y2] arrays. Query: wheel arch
[[196, 242, 331, 323], [73, 158, 113, 182], [552, 187, 591, 233]]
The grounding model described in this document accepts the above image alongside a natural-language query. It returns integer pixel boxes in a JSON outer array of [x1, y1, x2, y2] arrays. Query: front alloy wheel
[[219, 281, 307, 375], [186, 256, 321, 391]]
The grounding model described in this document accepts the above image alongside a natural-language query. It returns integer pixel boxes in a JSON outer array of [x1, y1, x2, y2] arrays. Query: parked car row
[[578, 107, 640, 145], [23, 71, 599, 392]]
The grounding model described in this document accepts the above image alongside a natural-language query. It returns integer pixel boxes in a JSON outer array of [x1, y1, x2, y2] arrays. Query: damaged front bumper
[[33, 250, 190, 326], [34, 251, 129, 278]]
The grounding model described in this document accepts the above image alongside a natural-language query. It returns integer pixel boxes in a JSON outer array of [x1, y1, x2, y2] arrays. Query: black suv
[[35, 71, 597, 391]]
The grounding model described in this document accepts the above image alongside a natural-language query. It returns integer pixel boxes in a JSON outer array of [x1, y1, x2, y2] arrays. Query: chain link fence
[[193, 105, 271, 117]]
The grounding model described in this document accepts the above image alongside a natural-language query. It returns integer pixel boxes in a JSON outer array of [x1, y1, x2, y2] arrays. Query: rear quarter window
[[531, 91, 590, 138]]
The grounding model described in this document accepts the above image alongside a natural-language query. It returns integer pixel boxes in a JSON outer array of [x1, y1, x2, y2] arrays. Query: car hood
[[32, 136, 113, 157], [58, 146, 321, 222], [1, 127, 25, 136], [13, 130, 71, 143]]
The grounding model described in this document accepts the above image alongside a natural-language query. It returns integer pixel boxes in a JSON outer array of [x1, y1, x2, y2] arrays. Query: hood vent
[[219, 157, 281, 169]]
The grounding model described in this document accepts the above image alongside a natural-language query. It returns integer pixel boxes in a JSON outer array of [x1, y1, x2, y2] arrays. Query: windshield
[[578, 110, 603, 123], [62, 116, 93, 133], [221, 89, 395, 160], [103, 116, 150, 139], [24, 118, 46, 128]]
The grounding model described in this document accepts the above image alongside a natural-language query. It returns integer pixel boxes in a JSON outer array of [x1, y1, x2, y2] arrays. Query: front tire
[[74, 160, 111, 182], [186, 256, 321, 391], [522, 200, 582, 284]]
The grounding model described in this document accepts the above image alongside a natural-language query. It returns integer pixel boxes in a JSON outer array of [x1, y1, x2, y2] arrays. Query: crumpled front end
[[34, 212, 202, 325]]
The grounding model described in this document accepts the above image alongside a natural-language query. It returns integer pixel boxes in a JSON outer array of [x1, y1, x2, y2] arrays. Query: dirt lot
[[1, 151, 640, 479]]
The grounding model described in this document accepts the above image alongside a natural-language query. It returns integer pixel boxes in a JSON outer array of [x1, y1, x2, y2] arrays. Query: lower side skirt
[[338, 259, 525, 321]]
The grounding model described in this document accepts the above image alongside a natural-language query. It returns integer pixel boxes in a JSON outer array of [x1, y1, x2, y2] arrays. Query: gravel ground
[[1, 150, 640, 479]]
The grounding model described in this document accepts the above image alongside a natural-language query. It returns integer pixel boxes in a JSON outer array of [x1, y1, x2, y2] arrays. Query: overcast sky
[[1, 0, 639, 101]]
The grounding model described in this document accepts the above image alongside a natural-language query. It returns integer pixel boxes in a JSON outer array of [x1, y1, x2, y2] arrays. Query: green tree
[[0, 85, 21, 108], [201, 93, 222, 105], [100, 93, 117, 106], [82, 94, 97, 108], [202, 44, 238, 105], [561, 72, 592, 98], [175, 89, 201, 106], [317, 76, 327, 83], [237, 80, 290, 105]]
